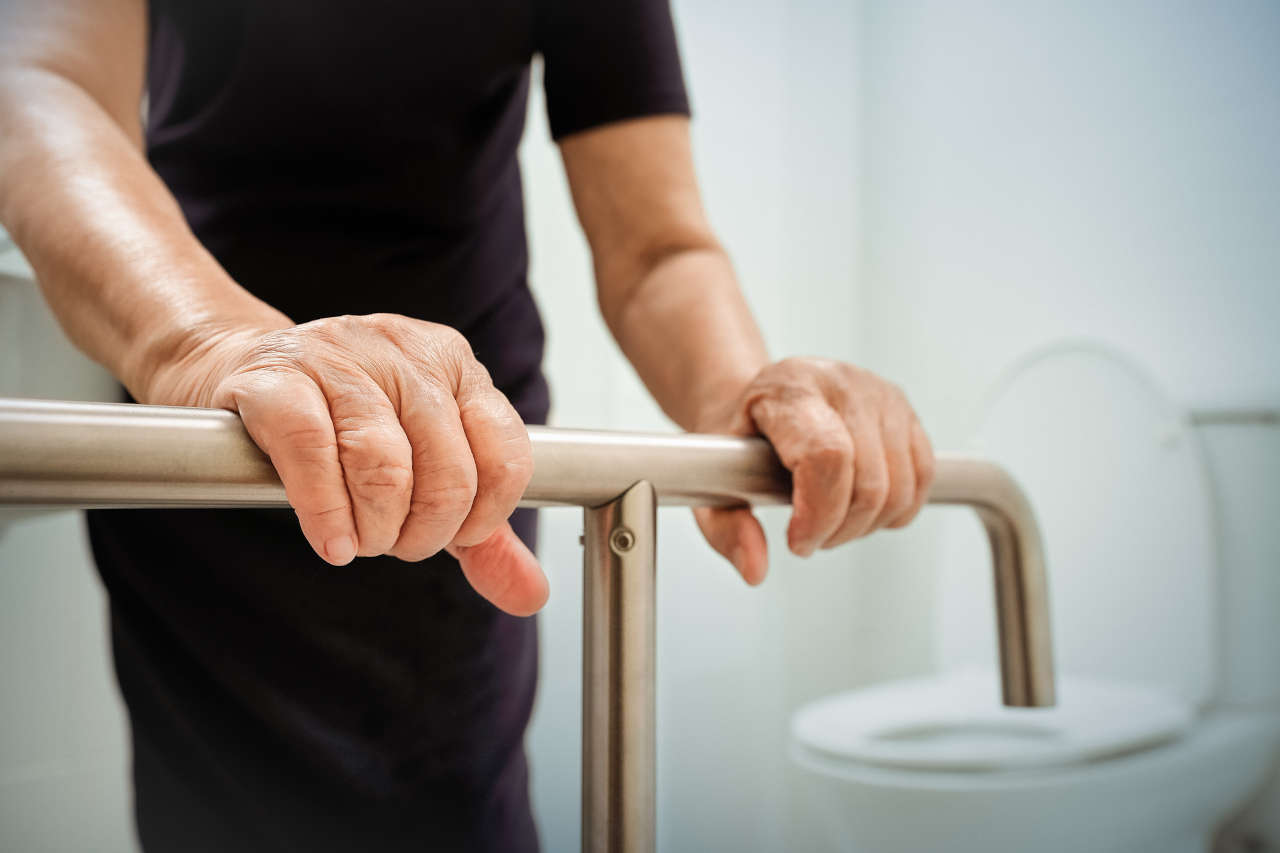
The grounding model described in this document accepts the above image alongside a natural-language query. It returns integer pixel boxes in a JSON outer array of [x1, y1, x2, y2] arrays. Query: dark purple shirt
[[87, 2, 688, 850]]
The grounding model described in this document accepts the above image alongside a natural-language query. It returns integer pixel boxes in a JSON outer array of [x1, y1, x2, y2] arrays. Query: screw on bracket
[[609, 526, 636, 555]]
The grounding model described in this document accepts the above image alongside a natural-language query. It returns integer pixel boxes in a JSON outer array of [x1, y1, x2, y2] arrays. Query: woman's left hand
[[693, 358, 936, 585]]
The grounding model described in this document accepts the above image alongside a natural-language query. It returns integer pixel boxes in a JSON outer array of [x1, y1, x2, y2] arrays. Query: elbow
[[595, 227, 727, 330]]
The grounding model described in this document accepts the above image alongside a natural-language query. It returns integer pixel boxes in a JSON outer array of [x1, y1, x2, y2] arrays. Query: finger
[[750, 392, 854, 557], [868, 405, 917, 531], [693, 506, 769, 586], [225, 371, 358, 566], [390, 378, 479, 561], [322, 376, 415, 557], [889, 420, 936, 529], [823, 410, 890, 546], [447, 522, 549, 617], [450, 366, 533, 548]]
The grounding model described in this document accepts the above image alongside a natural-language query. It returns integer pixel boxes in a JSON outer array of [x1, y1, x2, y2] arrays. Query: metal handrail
[[0, 397, 793, 509], [0, 397, 1056, 853]]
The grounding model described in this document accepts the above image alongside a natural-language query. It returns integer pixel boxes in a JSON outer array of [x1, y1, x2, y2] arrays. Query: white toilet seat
[[791, 669, 1194, 772]]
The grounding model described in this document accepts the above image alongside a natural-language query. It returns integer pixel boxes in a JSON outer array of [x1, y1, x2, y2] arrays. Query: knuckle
[[410, 462, 479, 520], [890, 505, 923, 529], [779, 432, 832, 471], [464, 359, 496, 390], [410, 377, 455, 412], [806, 438, 852, 471], [309, 503, 353, 521], [278, 419, 336, 452], [438, 325, 472, 358], [323, 313, 365, 339], [232, 338, 305, 375], [826, 359, 853, 379], [755, 359, 808, 392], [328, 387, 385, 423], [412, 327, 480, 386], [345, 459, 415, 496], [490, 448, 534, 497], [853, 474, 890, 511], [388, 540, 439, 563], [821, 527, 856, 549], [748, 380, 817, 423], [369, 313, 420, 346], [335, 427, 413, 497], [365, 312, 399, 330], [773, 356, 804, 374], [296, 502, 355, 533], [834, 361, 864, 383], [330, 313, 408, 357], [883, 487, 913, 518], [512, 445, 535, 485], [407, 489, 474, 533], [454, 359, 497, 400]]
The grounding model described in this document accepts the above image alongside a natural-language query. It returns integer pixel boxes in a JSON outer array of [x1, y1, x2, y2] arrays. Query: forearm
[[558, 117, 770, 432], [601, 245, 769, 432], [0, 67, 288, 404]]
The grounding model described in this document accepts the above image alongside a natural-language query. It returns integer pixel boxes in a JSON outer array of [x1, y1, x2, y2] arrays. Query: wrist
[[125, 309, 289, 408], [687, 370, 760, 434]]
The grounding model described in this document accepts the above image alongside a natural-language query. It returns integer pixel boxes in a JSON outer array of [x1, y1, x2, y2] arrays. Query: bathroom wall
[[856, 0, 1280, 444]]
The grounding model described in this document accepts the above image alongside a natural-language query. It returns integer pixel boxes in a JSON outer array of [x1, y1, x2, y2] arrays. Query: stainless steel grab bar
[[0, 397, 1055, 853]]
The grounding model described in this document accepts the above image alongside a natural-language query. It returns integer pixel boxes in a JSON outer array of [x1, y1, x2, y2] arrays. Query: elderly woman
[[0, 1, 934, 849]]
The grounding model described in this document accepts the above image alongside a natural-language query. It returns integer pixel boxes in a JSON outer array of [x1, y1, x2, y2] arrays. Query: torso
[[96, 3, 551, 849]]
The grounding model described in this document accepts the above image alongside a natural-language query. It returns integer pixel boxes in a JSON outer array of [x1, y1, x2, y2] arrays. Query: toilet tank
[[935, 344, 1218, 708]]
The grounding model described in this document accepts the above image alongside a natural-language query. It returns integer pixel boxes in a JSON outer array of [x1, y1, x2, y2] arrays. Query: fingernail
[[325, 535, 358, 565]]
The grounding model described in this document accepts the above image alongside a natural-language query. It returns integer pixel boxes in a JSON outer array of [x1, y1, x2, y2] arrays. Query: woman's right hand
[[147, 313, 548, 617], [0, 2, 545, 615]]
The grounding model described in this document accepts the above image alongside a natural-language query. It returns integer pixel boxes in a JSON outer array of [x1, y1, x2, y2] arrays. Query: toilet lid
[[790, 669, 1194, 772], [936, 343, 1218, 707]]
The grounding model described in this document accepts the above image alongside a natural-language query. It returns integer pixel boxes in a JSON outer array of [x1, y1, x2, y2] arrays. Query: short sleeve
[[537, 0, 691, 141]]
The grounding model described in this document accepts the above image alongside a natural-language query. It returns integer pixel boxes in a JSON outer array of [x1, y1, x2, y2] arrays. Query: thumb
[[447, 522, 550, 617], [693, 506, 769, 586]]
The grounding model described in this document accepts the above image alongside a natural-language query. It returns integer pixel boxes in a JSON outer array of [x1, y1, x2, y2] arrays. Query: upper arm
[[0, 0, 147, 142], [559, 115, 721, 317]]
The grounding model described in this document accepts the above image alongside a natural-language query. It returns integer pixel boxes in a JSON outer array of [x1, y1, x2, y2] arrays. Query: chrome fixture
[[0, 397, 1056, 853]]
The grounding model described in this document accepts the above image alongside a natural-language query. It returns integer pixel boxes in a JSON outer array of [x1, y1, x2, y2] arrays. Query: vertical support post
[[582, 480, 658, 853]]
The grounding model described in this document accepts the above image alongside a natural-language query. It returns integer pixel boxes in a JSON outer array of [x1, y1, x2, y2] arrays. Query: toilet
[[790, 343, 1280, 853]]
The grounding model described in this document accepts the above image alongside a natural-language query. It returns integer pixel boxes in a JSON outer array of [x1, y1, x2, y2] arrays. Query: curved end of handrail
[[932, 455, 1057, 707]]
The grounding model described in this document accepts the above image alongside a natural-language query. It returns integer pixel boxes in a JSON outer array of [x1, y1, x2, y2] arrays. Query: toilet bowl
[[792, 704, 1279, 853], [793, 669, 1195, 773], [790, 343, 1280, 853]]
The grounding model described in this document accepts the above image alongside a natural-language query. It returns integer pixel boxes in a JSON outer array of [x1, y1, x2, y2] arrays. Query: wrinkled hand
[[151, 314, 547, 616], [694, 358, 936, 585]]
